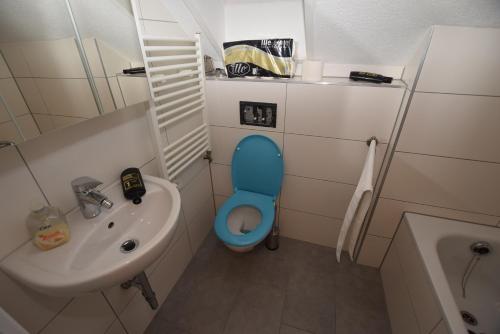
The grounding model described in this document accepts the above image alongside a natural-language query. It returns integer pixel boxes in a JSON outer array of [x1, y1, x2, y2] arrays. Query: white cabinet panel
[[284, 133, 386, 185], [417, 26, 500, 96], [382, 152, 500, 216], [398, 92, 500, 163], [206, 80, 286, 132], [285, 84, 404, 142], [394, 222, 442, 334], [209, 126, 283, 165], [280, 175, 354, 219], [380, 245, 420, 334]]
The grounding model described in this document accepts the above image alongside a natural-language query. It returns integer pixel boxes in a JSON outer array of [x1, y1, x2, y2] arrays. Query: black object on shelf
[[123, 67, 146, 75], [349, 71, 393, 84]]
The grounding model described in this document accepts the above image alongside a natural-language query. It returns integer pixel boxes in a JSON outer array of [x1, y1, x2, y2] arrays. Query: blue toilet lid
[[231, 135, 284, 198]]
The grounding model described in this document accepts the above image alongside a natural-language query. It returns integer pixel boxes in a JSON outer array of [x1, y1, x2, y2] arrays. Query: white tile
[[18, 104, 154, 213], [108, 76, 126, 110], [284, 134, 387, 185], [417, 26, 500, 96], [35, 78, 99, 118], [21, 39, 87, 79], [95, 78, 117, 113], [398, 92, 500, 163], [356, 234, 391, 268], [82, 38, 105, 78], [280, 175, 355, 219], [16, 114, 40, 140], [210, 126, 283, 165], [117, 76, 149, 106], [140, 20, 187, 37], [0, 78, 30, 120], [0, 270, 70, 334], [175, 157, 209, 190], [380, 245, 420, 334], [0, 53, 11, 78], [279, 208, 342, 248], [367, 198, 500, 239], [206, 80, 286, 132], [164, 110, 204, 143], [180, 166, 213, 223], [0, 121, 23, 143], [40, 293, 115, 334], [393, 222, 442, 334], [120, 232, 192, 334], [138, 0, 176, 21], [16, 78, 49, 115], [430, 320, 450, 334], [285, 84, 404, 142], [96, 41, 132, 78], [50, 115, 87, 129], [211, 163, 232, 196], [140, 158, 161, 177], [214, 194, 229, 212], [0, 43, 32, 77], [185, 198, 215, 253], [0, 146, 46, 259], [105, 320, 127, 334], [382, 152, 500, 216], [33, 114, 56, 133]]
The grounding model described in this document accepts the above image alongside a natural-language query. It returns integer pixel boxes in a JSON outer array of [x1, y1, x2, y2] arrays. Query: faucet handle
[[71, 176, 102, 192]]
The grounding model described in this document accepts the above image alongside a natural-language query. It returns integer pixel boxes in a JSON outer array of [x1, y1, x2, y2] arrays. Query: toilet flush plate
[[0, 175, 181, 297]]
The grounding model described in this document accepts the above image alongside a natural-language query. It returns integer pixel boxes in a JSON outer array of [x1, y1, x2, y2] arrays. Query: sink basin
[[0, 175, 181, 296]]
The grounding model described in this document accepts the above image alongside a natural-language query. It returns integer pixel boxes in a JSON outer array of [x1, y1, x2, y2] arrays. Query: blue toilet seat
[[214, 190, 275, 247], [214, 135, 284, 248]]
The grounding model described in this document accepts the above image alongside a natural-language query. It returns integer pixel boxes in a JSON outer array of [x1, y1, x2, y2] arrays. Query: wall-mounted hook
[[366, 136, 378, 146]]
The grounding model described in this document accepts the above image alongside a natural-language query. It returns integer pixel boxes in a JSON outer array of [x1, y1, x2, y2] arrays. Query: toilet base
[[225, 243, 255, 253]]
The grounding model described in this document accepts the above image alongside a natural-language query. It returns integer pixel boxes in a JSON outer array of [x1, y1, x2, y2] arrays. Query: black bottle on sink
[[121, 167, 146, 204]]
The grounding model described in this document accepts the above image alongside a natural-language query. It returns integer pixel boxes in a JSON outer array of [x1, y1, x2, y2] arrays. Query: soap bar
[[34, 223, 70, 251]]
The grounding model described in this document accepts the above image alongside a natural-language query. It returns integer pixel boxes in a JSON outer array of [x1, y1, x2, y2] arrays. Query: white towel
[[336, 139, 376, 262]]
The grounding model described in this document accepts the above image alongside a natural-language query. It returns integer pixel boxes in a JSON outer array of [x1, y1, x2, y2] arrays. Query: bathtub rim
[[403, 212, 500, 334]]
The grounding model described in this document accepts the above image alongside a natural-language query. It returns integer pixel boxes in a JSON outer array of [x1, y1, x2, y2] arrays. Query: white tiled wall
[[0, 35, 149, 141], [359, 26, 500, 268], [0, 88, 214, 333], [206, 78, 405, 248]]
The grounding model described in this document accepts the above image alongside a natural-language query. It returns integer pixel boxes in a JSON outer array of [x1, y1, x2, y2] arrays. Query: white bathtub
[[381, 213, 500, 334]]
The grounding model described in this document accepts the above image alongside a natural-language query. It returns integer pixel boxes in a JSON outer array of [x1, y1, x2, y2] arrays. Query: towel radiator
[[132, 1, 210, 181]]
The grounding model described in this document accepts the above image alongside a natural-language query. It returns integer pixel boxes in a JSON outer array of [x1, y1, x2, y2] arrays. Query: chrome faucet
[[71, 176, 113, 219]]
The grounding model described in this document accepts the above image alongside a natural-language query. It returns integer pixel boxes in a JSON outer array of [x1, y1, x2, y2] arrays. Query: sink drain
[[120, 239, 139, 253], [461, 310, 478, 326]]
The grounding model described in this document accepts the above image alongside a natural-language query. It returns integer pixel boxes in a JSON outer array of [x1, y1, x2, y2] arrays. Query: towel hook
[[366, 136, 378, 146]]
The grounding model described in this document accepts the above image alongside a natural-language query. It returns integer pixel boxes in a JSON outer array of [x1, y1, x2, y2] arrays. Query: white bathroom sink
[[0, 175, 180, 296]]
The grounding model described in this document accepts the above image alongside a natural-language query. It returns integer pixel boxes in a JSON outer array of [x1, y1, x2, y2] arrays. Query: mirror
[[0, 0, 149, 144]]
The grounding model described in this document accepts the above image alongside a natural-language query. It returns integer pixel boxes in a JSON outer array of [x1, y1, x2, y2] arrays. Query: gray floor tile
[[147, 233, 391, 334], [145, 317, 190, 334], [335, 269, 390, 334], [223, 282, 285, 334], [280, 325, 313, 334], [282, 291, 335, 334]]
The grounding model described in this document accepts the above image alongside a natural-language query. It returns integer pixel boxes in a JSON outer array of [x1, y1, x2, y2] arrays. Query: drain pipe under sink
[[121, 271, 159, 310]]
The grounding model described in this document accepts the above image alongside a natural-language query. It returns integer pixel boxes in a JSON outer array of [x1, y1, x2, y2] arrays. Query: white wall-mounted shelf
[[206, 75, 407, 89]]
